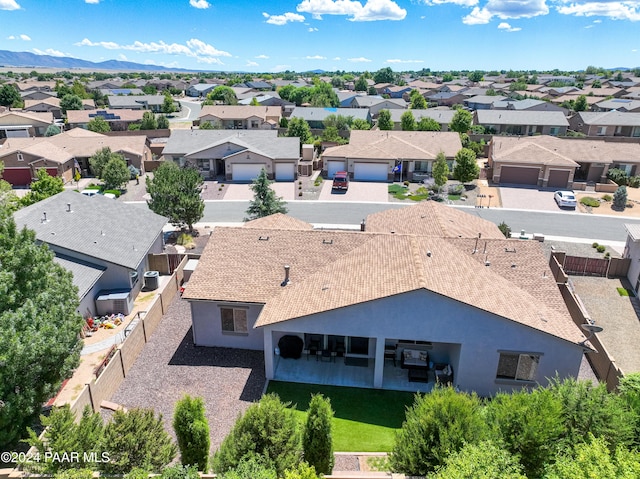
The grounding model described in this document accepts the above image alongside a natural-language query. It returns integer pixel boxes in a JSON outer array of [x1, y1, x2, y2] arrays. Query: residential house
[[186, 83, 221, 97], [182, 203, 588, 396], [107, 94, 178, 113], [100, 88, 145, 96], [20, 90, 58, 101], [569, 111, 640, 138], [593, 99, 640, 113], [322, 130, 461, 181], [66, 109, 145, 131], [13, 190, 167, 318], [388, 109, 454, 132], [474, 110, 569, 136], [491, 99, 569, 115], [382, 85, 413, 99], [23, 97, 95, 119], [162, 129, 299, 181], [426, 92, 466, 107], [197, 105, 281, 130], [624, 224, 640, 296], [346, 96, 407, 117], [12, 80, 57, 93], [0, 110, 54, 138], [464, 95, 507, 110], [0, 128, 152, 185], [289, 107, 371, 130]]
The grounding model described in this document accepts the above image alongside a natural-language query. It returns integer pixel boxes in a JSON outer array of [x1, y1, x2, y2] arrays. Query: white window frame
[[17, 152, 24, 162], [220, 307, 248, 335], [496, 351, 541, 382]]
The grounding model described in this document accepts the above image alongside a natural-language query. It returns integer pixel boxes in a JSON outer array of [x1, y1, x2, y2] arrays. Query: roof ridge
[[410, 236, 427, 289]]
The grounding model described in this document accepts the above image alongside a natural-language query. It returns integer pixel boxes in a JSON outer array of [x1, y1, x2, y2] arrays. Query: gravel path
[[105, 297, 265, 451]]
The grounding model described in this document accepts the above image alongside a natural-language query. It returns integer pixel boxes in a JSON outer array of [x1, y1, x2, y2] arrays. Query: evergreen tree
[[303, 395, 334, 475], [140, 110, 158, 130], [432, 151, 450, 190], [87, 116, 111, 133], [613, 185, 628, 210], [449, 109, 473, 134], [377, 109, 393, 130], [245, 169, 288, 221], [162, 92, 177, 114], [400, 111, 416, 131], [157, 115, 170, 129], [173, 395, 210, 471], [354, 76, 368, 92]]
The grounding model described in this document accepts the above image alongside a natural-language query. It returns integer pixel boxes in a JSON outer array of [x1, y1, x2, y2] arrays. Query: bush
[[303, 395, 334, 475], [580, 197, 600, 207], [607, 168, 629, 186], [173, 395, 210, 471], [431, 441, 526, 479], [592, 242, 599, 248], [629, 175, 640, 188], [602, 194, 612, 202], [403, 180, 410, 186], [104, 189, 121, 197], [160, 464, 200, 479], [613, 185, 628, 209], [447, 184, 464, 195], [597, 245, 606, 253], [498, 221, 511, 239], [129, 164, 141, 179]]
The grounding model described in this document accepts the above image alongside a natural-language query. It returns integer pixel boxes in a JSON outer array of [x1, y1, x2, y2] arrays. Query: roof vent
[[426, 250, 432, 257], [281, 265, 291, 287], [511, 263, 517, 268], [323, 239, 333, 245], [66, 203, 72, 212], [258, 236, 269, 241], [484, 254, 490, 266], [41, 212, 48, 223]]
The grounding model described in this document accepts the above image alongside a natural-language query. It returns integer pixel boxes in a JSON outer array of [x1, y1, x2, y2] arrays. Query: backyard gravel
[[105, 297, 265, 451]]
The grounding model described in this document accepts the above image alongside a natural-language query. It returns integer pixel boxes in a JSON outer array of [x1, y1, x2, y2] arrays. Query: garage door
[[327, 160, 345, 178], [232, 163, 265, 181], [275, 162, 295, 181], [2, 167, 32, 186], [354, 162, 388, 181], [499, 166, 540, 185], [547, 170, 570, 188]]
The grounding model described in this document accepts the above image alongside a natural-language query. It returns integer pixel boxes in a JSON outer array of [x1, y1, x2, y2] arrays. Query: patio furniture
[[401, 349, 429, 370], [278, 335, 303, 359], [319, 349, 333, 362], [434, 363, 454, 385], [384, 344, 397, 366], [408, 368, 429, 383]]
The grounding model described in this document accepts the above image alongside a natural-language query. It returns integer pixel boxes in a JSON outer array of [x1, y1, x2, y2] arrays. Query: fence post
[[87, 382, 96, 412]]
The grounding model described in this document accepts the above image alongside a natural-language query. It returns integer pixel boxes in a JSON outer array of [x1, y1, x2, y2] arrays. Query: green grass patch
[[266, 381, 414, 452], [617, 287, 634, 297], [388, 184, 409, 200], [580, 196, 600, 207], [448, 194, 461, 201]]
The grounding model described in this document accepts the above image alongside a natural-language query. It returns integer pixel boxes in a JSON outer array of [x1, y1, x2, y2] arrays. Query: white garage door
[[327, 160, 345, 178], [354, 162, 388, 181], [232, 163, 265, 181], [275, 162, 295, 181]]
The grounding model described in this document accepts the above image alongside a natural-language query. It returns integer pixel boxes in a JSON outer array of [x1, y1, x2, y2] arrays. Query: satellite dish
[[581, 323, 603, 334]]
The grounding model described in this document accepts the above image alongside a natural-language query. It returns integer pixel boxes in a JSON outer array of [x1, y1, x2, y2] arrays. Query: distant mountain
[[0, 49, 202, 72]]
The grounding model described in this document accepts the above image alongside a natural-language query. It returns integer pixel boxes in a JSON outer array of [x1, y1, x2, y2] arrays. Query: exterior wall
[[262, 289, 584, 397], [492, 161, 544, 186], [225, 151, 273, 181], [625, 237, 640, 293], [189, 300, 265, 349]]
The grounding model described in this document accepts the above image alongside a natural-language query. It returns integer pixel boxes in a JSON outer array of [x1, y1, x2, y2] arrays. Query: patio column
[[264, 331, 274, 380], [373, 338, 385, 388]]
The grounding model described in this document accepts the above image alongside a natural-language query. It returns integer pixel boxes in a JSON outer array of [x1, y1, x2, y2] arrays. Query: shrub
[[104, 189, 121, 197], [498, 221, 511, 239], [604, 252, 610, 259], [129, 164, 141, 179], [160, 464, 199, 479], [447, 184, 464, 195], [597, 245, 606, 253], [303, 395, 334, 475], [403, 180, 410, 186], [607, 168, 629, 186], [602, 194, 613, 201], [173, 395, 210, 471], [592, 242, 599, 248], [431, 441, 526, 479], [298, 191, 303, 196], [580, 197, 600, 207], [629, 175, 640, 188], [613, 185, 628, 209]]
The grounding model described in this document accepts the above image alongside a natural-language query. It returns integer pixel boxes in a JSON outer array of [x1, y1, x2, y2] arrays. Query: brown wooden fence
[[556, 254, 630, 278]]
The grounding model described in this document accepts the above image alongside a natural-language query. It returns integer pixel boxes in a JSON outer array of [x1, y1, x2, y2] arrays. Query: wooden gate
[[563, 255, 609, 276]]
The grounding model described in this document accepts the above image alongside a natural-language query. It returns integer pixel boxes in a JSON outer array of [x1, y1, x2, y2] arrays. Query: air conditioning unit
[[95, 290, 134, 316]]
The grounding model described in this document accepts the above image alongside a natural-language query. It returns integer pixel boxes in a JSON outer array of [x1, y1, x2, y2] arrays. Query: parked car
[[332, 171, 349, 191], [554, 190, 577, 209]]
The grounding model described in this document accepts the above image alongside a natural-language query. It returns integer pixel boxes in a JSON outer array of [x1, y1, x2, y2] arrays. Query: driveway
[[318, 181, 389, 202], [223, 182, 296, 201], [499, 186, 578, 213], [106, 297, 265, 451]]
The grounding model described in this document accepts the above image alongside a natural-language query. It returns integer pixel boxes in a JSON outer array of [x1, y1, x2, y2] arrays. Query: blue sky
[[0, 0, 639, 72]]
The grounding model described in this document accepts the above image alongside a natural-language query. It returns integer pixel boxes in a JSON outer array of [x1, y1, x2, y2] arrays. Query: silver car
[[554, 190, 577, 209]]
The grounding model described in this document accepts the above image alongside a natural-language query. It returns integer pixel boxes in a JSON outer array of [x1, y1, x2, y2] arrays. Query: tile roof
[[476, 110, 569, 126], [389, 109, 455, 124], [244, 213, 313, 230], [13, 190, 167, 270], [198, 105, 281, 121], [66, 109, 145, 123], [0, 110, 54, 125], [576, 111, 640, 126]]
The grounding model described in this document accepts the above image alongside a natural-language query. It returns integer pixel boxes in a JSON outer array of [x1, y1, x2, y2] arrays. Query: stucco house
[[322, 130, 461, 181], [107, 94, 177, 113], [182, 203, 589, 396], [197, 105, 281, 130], [162, 129, 300, 181], [475, 110, 569, 136], [23, 97, 95, 119], [13, 190, 167, 318], [66, 109, 145, 131], [569, 111, 640, 138], [289, 107, 371, 130], [0, 110, 54, 138], [388, 109, 455, 132]]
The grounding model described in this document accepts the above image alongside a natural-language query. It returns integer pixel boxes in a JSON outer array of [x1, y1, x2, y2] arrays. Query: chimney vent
[[66, 203, 72, 212], [426, 250, 432, 257], [281, 265, 291, 286], [41, 212, 47, 223]]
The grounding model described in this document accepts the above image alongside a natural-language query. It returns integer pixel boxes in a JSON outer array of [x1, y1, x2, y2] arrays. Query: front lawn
[[266, 381, 415, 452]]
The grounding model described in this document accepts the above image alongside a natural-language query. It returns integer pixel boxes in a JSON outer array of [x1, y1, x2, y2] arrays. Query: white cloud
[[296, 0, 406, 21], [263, 11, 305, 25], [386, 58, 424, 63], [272, 64, 292, 72], [333, 56, 341, 60], [256, 54, 269, 59], [85, 0, 100, 4], [118, 54, 128, 60], [19, 34, 30, 40], [246, 60, 259, 67], [593, 19, 602, 23], [348, 56, 372, 62], [33, 48, 66, 57], [306, 55, 327, 59], [6, 35, 15, 39], [421, 0, 478, 6], [463, 0, 548, 25], [497, 21, 521, 31], [309, 26, 319, 31], [556, 1, 640, 21], [189, 0, 210, 8], [0, 0, 20, 10]]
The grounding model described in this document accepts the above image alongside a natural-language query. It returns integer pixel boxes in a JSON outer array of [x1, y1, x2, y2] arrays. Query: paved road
[[128, 200, 640, 242], [172, 99, 202, 122]]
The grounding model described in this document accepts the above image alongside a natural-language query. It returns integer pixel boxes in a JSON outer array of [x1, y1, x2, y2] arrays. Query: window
[[496, 352, 540, 381], [414, 161, 430, 173], [549, 127, 560, 136], [220, 307, 248, 334], [597, 126, 606, 136], [17, 152, 24, 162]]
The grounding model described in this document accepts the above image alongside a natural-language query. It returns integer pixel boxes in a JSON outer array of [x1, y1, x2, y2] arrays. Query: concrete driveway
[[499, 186, 579, 213], [223, 182, 296, 201], [318, 181, 388, 202]]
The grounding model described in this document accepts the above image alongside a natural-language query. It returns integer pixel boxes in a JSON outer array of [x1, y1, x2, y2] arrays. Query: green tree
[[373, 67, 396, 84], [146, 162, 204, 231], [212, 394, 301, 476], [162, 92, 177, 114], [99, 408, 177, 474], [303, 395, 334, 475], [390, 387, 488, 476], [351, 118, 371, 130], [543, 434, 640, 479], [330, 76, 344, 89], [323, 114, 352, 131], [592, 79, 602, 88], [417, 117, 441, 131], [71, 80, 89, 99], [0, 83, 20, 107], [173, 395, 210, 471], [309, 82, 339, 107], [60, 94, 83, 114], [89, 147, 118, 178], [199, 120, 215, 130], [320, 126, 346, 144], [498, 221, 511, 238], [468, 71, 484, 83], [400, 110, 416, 131], [449, 109, 472, 134], [157, 115, 170, 129], [45, 124, 62, 136], [206, 86, 238, 105], [160, 464, 200, 479], [453, 148, 479, 184], [140, 110, 158, 130], [0, 213, 84, 448], [219, 456, 277, 479], [0, 162, 19, 213], [250, 97, 260, 106], [245, 169, 288, 221], [20, 168, 64, 206], [286, 117, 312, 144], [431, 441, 526, 479], [485, 389, 564, 479], [377, 109, 393, 130], [354, 76, 368, 92], [613, 185, 628, 210], [101, 157, 130, 190], [432, 151, 450, 190], [410, 91, 427, 109], [277, 84, 296, 102], [574, 94, 588, 112], [618, 373, 640, 443], [87, 116, 111, 133]]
